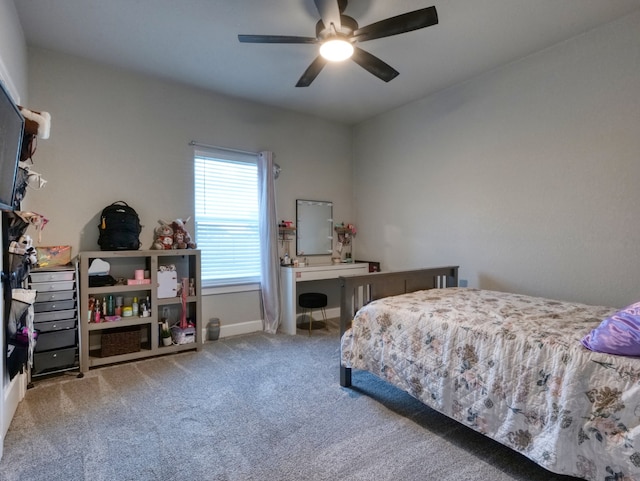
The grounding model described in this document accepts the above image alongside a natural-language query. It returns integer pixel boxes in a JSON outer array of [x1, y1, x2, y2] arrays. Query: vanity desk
[[280, 263, 369, 335]]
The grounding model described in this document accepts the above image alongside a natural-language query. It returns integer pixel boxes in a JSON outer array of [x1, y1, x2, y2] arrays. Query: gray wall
[[14, 8, 640, 326], [352, 11, 640, 308], [0, 0, 27, 100], [23, 48, 354, 332]]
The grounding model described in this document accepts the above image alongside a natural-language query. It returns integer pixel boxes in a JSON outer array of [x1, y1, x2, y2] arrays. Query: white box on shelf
[[157, 270, 178, 298]]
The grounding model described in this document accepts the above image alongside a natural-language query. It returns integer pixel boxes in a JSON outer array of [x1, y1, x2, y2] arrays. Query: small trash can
[[207, 318, 221, 341]]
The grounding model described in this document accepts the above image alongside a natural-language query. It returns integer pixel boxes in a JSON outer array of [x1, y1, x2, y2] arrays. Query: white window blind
[[194, 147, 260, 287]]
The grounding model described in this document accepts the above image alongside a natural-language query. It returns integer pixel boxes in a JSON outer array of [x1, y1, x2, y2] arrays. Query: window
[[194, 147, 260, 287]]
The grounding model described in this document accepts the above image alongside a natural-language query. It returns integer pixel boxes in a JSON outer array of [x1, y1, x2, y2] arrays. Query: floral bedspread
[[341, 288, 640, 481]]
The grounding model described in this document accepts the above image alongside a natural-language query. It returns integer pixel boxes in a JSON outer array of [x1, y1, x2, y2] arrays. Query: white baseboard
[[199, 310, 340, 342], [325, 307, 340, 320]]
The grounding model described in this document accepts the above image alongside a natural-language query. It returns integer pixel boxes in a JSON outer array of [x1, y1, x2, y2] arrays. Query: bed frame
[[339, 265, 459, 387]]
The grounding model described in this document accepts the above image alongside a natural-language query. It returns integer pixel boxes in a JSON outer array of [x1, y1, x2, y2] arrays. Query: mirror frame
[[296, 199, 333, 256]]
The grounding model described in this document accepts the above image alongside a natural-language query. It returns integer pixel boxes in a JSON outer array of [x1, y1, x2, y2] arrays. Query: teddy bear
[[151, 221, 174, 250], [171, 218, 196, 249]]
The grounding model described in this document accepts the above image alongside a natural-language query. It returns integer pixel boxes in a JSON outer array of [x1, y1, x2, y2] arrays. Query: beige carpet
[[0, 323, 580, 480]]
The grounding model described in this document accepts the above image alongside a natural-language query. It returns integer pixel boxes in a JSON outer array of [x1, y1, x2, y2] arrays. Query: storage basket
[[100, 326, 141, 357], [170, 325, 195, 345]]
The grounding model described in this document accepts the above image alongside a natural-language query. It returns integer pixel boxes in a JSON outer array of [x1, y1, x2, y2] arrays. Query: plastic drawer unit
[[28, 265, 80, 377]]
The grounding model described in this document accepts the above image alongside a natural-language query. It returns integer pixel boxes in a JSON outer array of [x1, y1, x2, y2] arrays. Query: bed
[[339, 266, 640, 481]]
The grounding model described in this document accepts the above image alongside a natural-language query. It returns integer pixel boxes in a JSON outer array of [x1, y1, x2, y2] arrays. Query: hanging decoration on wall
[[18, 106, 51, 139], [12, 106, 50, 209], [18, 106, 51, 162]]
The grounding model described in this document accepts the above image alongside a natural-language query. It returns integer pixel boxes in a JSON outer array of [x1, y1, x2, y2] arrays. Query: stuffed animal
[[151, 221, 174, 250], [173, 230, 187, 250], [9, 234, 38, 266], [171, 218, 196, 249]]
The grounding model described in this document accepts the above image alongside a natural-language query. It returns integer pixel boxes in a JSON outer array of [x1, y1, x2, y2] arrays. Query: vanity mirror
[[296, 199, 333, 256]]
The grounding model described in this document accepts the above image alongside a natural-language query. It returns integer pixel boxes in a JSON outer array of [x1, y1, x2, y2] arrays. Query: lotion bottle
[[132, 297, 139, 317]]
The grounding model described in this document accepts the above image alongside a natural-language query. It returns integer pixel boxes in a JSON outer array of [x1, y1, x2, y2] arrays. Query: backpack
[[97, 201, 142, 250]]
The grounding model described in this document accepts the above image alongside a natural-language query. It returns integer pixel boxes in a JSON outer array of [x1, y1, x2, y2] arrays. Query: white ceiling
[[14, 0, 640, 125]]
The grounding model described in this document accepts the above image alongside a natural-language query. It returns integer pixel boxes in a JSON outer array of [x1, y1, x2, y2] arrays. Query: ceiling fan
[[238, 0, 438, 87]]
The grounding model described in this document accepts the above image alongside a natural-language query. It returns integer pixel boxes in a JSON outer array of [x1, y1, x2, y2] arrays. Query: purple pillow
[[582, 302, 640, 356]]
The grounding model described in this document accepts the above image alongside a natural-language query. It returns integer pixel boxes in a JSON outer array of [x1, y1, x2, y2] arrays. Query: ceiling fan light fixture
[[239, 2, 439, 86], [319, 38, 354, 62]]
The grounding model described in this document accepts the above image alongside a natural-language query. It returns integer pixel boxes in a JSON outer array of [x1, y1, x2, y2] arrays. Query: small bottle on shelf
[[115, 296, 123, 316], [107, 295, 115, 316], [88, 297, 96, 322], [94, 299, 101, 323], [132, 297, 139, 317]]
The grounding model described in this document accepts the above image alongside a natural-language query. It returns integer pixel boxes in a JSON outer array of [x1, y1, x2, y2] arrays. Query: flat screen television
[[0, 80, 24, 212]]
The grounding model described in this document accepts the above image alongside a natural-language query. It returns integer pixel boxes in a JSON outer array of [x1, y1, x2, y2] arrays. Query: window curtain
[[257, 151, 281, 333]]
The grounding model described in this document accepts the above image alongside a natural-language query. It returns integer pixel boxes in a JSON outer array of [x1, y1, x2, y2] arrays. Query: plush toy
[[171, 218, 196, 249], [9, 234, 38, 266], [151, 221, 174, 250], [173, 230, 187, 250]]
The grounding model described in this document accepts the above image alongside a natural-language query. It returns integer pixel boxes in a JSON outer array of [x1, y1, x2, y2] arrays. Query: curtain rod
[[189, 140, 258, 156]]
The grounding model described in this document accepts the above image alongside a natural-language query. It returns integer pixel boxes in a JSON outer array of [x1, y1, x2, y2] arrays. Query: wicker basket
[[100, 326, 141, 357]]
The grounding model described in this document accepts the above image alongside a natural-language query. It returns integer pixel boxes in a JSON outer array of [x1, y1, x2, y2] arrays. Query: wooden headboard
[[338, 266, 459, 386]]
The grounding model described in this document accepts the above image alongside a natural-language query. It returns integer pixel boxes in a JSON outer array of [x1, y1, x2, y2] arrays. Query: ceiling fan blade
[[238, 34, 318, 44], [295, 56, 328, 87], [313, 0, 341, 31], [353, 6, 438, 43], [351, 47, 399, 82]]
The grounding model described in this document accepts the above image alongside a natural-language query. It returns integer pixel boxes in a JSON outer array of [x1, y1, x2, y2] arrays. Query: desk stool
[[298, 292, 328, 335]]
